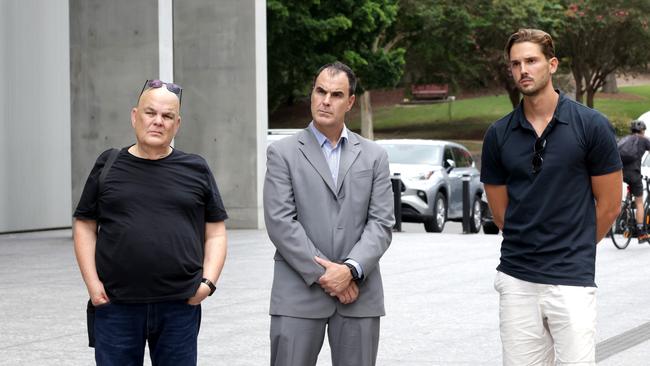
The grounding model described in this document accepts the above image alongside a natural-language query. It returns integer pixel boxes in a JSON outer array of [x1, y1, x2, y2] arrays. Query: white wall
[[0, 0, 71, 232]]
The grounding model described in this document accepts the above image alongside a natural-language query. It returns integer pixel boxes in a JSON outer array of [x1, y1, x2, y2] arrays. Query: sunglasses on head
[[138, 79, 183, 105], [532, 137, 546, 174]]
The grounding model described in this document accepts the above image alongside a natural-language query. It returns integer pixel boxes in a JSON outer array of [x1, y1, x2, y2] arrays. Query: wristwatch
[[201, 278, 216, 296], [343, 263, 360, 282]]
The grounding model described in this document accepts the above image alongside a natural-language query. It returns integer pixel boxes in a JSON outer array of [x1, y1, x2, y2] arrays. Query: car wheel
[[482, 221, 499, 235], [469, 197, 482, 233], [424, 192, 447, 233]]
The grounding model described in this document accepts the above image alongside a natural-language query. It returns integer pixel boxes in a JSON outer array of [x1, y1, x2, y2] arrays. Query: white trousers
[[494, 271, 597, 366]]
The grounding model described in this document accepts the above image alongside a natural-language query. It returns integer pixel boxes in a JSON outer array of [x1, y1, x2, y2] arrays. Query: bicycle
[[610, 176, 650, 249]]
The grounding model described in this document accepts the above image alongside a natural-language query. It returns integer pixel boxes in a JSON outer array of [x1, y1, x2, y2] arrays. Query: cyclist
[[619, 120, 650, 242]]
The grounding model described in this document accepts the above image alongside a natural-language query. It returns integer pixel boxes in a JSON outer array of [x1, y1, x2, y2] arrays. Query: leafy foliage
[[555, 0, 650, 106], [267, 0, 405, 111], [397, 0, 563, 106], [268, 0, 650, 113]]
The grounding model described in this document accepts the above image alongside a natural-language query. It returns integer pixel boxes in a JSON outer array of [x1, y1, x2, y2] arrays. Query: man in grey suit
[[264, 61, 395, 366]]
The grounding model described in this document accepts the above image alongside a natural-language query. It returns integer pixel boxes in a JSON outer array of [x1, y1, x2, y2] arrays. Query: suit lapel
[[297, 129, 337, 195], [336, 131, 361, 194]]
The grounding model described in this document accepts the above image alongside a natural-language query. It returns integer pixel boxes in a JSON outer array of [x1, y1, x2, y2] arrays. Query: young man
[[74, 80, 228, 365], [263, 61, 394, 366], [619, 119, 650, 242], [481, 29, 622, 365]]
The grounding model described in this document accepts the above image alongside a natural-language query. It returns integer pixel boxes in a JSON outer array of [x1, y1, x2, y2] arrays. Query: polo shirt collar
[[511, 89, 570, 130]]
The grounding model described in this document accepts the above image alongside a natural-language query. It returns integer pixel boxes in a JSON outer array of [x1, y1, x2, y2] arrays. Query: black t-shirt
[[481, 91, 622, 287], [74, 147, 228, 303]]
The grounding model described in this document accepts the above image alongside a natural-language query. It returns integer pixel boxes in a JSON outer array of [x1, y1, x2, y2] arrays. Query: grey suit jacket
[[264, 128, 395, 318]]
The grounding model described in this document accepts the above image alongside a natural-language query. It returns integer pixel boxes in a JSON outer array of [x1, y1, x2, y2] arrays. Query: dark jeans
[[94, 301, 201, 366]]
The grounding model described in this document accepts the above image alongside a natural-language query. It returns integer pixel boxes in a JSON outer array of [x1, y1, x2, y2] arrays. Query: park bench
[[411, 83, 449, 100]]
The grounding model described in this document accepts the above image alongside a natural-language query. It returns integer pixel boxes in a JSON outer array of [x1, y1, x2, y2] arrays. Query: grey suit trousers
[[270, 313, 380, 366]]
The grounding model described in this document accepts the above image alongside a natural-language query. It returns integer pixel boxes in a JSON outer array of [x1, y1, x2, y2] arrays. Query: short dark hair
[[504, 28, 555, 61], [312, 61, 357, 96]]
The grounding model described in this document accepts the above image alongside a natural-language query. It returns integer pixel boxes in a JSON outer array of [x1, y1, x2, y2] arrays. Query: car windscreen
[[380, 144, 442, 165]]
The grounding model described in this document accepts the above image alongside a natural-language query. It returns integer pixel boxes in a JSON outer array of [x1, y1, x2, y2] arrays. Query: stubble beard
[[517, 74, 551, 97]]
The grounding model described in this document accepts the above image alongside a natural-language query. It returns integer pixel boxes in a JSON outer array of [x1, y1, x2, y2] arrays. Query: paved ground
[[1, 227, 649, 365]]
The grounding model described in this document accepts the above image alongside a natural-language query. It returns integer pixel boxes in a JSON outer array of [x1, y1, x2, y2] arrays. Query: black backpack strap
[[98, 148, 120, 193]]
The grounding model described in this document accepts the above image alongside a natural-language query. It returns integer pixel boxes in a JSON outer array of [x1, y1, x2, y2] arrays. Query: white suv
[[377, 139, 490, 233]]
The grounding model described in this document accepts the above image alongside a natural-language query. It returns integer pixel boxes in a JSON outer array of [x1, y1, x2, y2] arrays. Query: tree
[[556, 0, 650, 107], [396, 1, 485, 90], [397, 0, 563, 108], [267, 0, 348, 110], [344, 2, 406, 138], [471, 0, 563, 108], [267, 0, 406, 136], [349, 47, 406, 138]]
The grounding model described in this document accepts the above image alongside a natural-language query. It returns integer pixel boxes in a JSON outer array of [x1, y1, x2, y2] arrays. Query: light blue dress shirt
[[308, 122, 364, 279], [308, 122, 347, 185]]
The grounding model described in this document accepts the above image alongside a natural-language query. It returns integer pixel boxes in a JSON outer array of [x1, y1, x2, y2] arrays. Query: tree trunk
[[601, 73, 618, 93], [496, 64, 520, 108], [586, 87, 595, 108], [571, 65, 585, 103], [360, 91, 374, 140], [575, 87, 585, 104], [507, 87, 520, 109]]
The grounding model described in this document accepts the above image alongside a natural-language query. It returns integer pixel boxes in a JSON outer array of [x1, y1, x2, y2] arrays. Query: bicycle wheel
[[611, 207, 633, 249]]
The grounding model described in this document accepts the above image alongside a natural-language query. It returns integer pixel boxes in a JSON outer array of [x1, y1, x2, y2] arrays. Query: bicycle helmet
[[631, 120, 646, 133]]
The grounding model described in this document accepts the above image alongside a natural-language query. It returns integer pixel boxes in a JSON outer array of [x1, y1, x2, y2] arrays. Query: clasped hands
[[314, 256, 359, 305]]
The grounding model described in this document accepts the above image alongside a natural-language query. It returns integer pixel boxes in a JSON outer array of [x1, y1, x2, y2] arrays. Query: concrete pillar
[[174, 0, 267, 228], [70, 0, 266, 228], [69, 0, 159, 213], [0, 0, 71, 232]]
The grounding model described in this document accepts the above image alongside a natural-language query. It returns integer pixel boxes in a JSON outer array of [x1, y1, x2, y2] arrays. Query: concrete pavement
[[1, 228, 649, 365]]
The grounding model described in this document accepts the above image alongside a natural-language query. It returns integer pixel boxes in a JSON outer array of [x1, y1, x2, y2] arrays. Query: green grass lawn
[[270, 84, 650, 157], [363, 94, 512, 140], [351, 85, 650, 144], [351, 84, 650, 160], [593, 85, 650, 135]]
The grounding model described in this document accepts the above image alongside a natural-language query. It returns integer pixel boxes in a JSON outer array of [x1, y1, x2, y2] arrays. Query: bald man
[[73, 80, 228, 366]]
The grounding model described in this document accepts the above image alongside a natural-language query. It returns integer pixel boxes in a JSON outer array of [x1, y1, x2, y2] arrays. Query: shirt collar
[[308, 121, 348, 148], [511, 89, 570, 130]]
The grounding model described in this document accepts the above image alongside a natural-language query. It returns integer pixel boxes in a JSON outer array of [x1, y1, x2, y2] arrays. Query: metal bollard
[[462, 174, 471, 234], [447, 95, 456, 121], [391, 173, 402, 232]]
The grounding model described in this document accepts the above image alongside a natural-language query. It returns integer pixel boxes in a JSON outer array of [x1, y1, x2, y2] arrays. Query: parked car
[[480, 195, 499, 234], [377, 139, 496, 233], [267, 128, 303, 146]]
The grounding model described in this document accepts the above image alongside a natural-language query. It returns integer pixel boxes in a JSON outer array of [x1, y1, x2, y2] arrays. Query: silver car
[[267, 128, 303, 147], [377, 139, 486, 233]]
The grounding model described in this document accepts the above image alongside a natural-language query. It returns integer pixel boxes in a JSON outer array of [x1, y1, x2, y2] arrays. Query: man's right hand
[[335, 281, 359, 305], [88, 281, 110, 306]]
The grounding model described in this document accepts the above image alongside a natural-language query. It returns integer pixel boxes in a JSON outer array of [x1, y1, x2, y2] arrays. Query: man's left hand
[[314, 256, 353, 294], [187, 282, 211, 305]]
